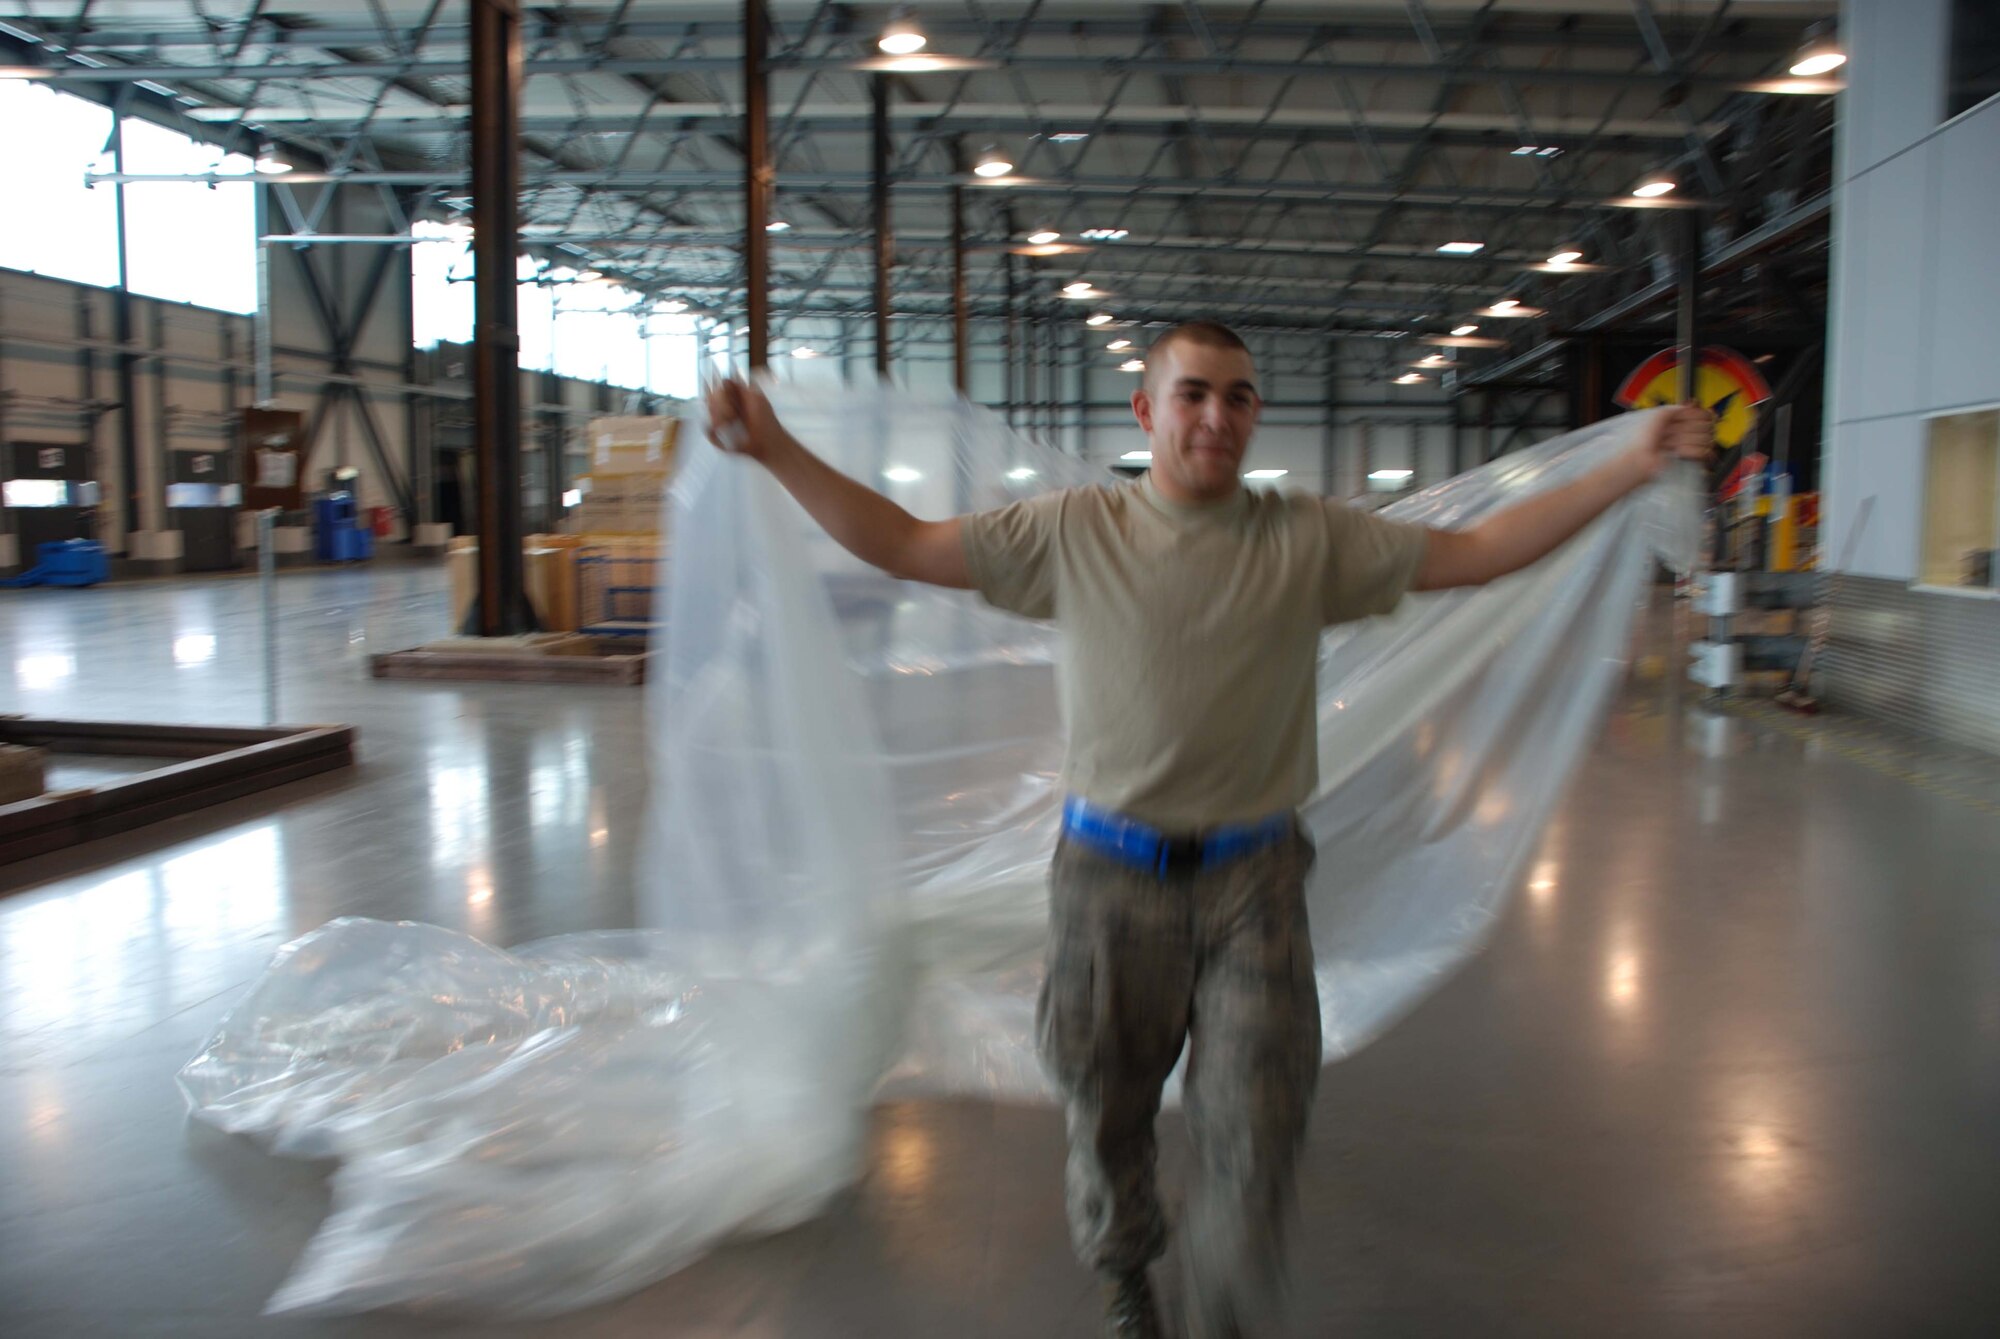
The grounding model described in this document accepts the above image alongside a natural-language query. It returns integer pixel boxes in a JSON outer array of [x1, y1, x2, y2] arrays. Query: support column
[[1320, 339, 1338, 496], [469, 0, 530, 635], [111, 114, 141, 556], [743, 0, 771, 371], [950, 156, 968, 395], [1003, 253, 1018, 426], [871, 74, 892, 381]]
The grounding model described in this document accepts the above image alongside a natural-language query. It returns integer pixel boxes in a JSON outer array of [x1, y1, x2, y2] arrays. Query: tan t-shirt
[[961, 473, 1429, 829]]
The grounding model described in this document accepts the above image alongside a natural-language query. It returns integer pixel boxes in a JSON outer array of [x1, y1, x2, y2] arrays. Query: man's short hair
[[1143, 321, 1254, 388]]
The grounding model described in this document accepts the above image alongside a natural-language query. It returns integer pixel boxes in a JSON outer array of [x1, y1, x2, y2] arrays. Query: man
[[705, 321, 1712, 1337]]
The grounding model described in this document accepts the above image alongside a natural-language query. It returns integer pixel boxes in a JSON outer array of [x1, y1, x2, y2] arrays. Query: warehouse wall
[[1821, 0, 2000, 749], [1823, 0, 1998, 577]]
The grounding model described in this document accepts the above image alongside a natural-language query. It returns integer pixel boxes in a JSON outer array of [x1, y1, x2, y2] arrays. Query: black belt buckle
[[1157, 834, 1205, 878]]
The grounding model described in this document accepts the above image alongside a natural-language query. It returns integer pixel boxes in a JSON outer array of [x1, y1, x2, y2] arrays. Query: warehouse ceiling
[[0, 1, 1840, 374]]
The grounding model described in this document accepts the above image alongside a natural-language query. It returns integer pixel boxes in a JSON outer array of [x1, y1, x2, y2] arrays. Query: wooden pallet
[[0, 717, 357, 866], [370, 636, 655, 685]]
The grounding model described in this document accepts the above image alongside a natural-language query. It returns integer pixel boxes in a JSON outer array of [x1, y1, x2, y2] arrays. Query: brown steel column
[[950, 146, 968, 395], [469, 0, 529, 635], [1003, 253, 1018, 426], [744, 0, 771, 370], [872, 74, 892, 379], [1676, 208, 1704, 406]]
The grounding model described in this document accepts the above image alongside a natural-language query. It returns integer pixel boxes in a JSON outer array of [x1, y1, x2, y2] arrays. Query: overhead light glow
[[1062, 281, 1093, 295], [1451, 323, 1480, 336], [878, 6, 927, 55], [973, 145, 1015, 178], [790, 346, 820, 358], [254, 145, 293, 174], [882, 466, 923, 483], [1369, 468, 1415, 481], [1512, 145, 1540, 156], [1537, 146, 1563, 158], [765, 219, 791, 232], [1106, 338, 1132, 351], [1006, 467, 1038, 480], [1118, 359, 1145, 372], [1244, 469, 1288, 480], [1394, 373, 1425, 384], [1080, 228, 1129, 241], [1121, 450, 1153, 461], [1026, 228, 1060, 245], [1790, 50, 1845, 77], [1790, 22, 1845, 77], [1437, 241, 1485, 255], [1631, 176, 1676, 198], [1048, 131, 1091, 144], [1417, 354, 1447, 367], [1547, 247, 1584, 266], [1086, 312, 1114, 326], [1490, 298, 1521, 313]]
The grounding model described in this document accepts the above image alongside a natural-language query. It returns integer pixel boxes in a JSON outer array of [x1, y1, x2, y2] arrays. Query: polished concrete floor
[[2, 566, 1998, 1337]]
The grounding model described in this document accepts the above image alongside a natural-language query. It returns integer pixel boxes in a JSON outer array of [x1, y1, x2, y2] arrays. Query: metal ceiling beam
[[0, 53, 1820, 91], [30, 16, 1804, 53], [183, 103, 1724, 144], [84, 169, 1677, 216]]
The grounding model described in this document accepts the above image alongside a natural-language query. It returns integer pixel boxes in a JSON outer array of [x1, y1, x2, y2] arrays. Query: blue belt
[[1061, 795, 1294, 879]]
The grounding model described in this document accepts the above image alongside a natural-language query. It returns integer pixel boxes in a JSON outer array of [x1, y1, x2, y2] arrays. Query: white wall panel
[[1832, 148, 1931, 424], [1838, 0, 1949, 178], [1924, 98, 2000, 412]]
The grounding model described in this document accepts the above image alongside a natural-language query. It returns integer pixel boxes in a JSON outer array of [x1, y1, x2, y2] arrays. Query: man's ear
[[1132, 386, 1154, 433]]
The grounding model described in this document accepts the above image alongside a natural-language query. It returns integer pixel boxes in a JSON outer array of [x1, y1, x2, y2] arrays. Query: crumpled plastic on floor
[[179, 388, 1698, 1315]]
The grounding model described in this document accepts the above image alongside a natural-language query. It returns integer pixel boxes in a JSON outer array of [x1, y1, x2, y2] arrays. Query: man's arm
[[704, 377, 971, 588], [1412, 405, 1713, 591]]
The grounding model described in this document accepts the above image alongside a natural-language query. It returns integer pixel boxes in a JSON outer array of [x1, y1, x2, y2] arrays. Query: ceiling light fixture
[[1451, 323, 1480, 336], [1395, 373, 1424, 384], [1244, 469, 1288, 480], [1436, 241, 1485, 255], [790, 346, 820, 359], [1006, 467, 1038, 480], [883, 465, 923, 482], [1631, 174, 1677, 199], [766, 219, 791, 232], [1417, 354, 1447, 367], [1119, 360, 1146, 373], [1121, 450, 1153, 461], [1086, 312, 1114, 326], [973, 144, 1015, 178], [1106, 338, 1132, 351], [1490, 298, 1521, 313], [1547, 244, 1584, 266], [1789, 20, 1845, 77], [1026, 227, 1060, 245], [1047, 131, 1091, 144], [1080, 227, 1129, 241], [1370, 468, 1415, 481], [878, 6, 927, 56], [254, 143, 293, 174]]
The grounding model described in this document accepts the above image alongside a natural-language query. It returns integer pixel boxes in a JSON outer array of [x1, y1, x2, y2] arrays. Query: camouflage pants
[[1036, 820, 1322, 1333]]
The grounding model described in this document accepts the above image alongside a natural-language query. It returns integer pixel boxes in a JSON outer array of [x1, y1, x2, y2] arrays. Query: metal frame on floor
[[0, 717, 358, 867]]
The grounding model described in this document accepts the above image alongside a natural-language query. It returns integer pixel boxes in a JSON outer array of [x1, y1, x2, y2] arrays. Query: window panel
[[0, 80, 119, 288]]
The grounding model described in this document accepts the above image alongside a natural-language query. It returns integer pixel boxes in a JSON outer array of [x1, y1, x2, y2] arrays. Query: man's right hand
[[703, 376, 786, 463]]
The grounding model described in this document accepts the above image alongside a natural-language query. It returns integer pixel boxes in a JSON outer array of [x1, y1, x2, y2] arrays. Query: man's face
[[1131, 340, 1263, 502]]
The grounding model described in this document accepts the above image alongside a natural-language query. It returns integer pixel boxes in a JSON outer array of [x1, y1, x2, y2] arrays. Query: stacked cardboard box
[[572, 471, 671, 535], [570, 415, 678, 536], [446, 534, 589, 633]]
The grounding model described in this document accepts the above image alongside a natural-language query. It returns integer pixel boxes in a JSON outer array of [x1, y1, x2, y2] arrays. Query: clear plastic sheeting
[[180, 388, 1696, 1314]]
